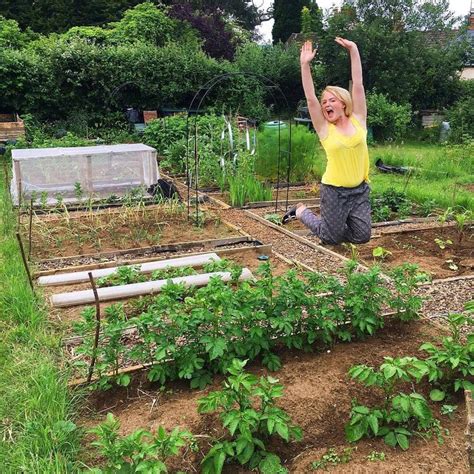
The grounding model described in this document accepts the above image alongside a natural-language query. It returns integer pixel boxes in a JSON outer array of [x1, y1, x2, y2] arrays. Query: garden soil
[[24, 210, 238, 259], [331, 226, 474, 279], [78, 318, 468, 473]]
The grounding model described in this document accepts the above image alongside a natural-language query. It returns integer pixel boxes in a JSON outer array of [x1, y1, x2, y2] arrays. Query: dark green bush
[[367, 92, 412, 141], [446, 81, 474, 143]]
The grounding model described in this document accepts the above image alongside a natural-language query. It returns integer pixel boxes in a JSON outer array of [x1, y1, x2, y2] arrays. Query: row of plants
[[84, 301, 473, 472], [96, 258, 242, 288], [70, 260, 424, 390], [23, 200, 216, 258], [371, 188, 473, 223], [346, 301, 473, 450]]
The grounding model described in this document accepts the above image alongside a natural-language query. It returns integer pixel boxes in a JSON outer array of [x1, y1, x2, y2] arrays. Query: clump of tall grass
[[228, 172, 272, 207]]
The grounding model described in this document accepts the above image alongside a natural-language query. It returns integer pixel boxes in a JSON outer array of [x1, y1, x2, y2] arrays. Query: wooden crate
[[0, 113, 25, 141]]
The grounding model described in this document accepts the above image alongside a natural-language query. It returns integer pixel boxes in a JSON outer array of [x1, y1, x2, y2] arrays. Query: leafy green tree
[[319, 0, 466, 110], [0, 15, 36, 48], [109, 3, 176, 46], [0, 0, 144, 33], [175, 0, 264, 32], [272, 0, 311, 44]]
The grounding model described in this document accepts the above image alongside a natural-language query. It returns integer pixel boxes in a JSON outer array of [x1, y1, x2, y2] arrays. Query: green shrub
[[346, 357, 443, 450], [367, 92, 412, 141], [143, 113, 226, 156], [446, 81, 474, 143]]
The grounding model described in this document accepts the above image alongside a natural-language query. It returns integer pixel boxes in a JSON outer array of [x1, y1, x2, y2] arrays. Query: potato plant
[[198, 359, 302, 474], [97, 265, 198, 288], [72, 261, 425, 390], [346, 357, 443, 450], [419, 302, 474, 399], [88, 413, 194, 473]]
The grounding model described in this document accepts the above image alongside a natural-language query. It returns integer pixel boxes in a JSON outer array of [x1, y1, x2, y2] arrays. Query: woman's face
[[321, 91, 346, 122]]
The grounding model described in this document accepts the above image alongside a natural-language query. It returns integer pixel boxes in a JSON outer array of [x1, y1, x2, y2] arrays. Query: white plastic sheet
[[11, 144, 159, 205]]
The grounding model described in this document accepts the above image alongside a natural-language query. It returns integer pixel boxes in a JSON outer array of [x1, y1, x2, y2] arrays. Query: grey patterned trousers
[[300, 182, 371, 245]]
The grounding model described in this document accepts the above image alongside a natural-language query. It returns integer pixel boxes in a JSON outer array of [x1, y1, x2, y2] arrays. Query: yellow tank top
[[320, 116, 369, 188]]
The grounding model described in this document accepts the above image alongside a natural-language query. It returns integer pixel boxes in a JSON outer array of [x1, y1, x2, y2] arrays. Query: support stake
[[15, 232, 34, 292], [86, 272, 101, 384], [28, 198, 34, 260], [2, 154, 10, 198]]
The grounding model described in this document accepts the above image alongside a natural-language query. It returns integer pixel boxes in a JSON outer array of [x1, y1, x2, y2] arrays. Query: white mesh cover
[[11, 144, 159, 205]]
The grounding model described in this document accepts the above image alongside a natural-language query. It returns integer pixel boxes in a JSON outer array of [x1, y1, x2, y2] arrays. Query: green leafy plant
[[372, 246, 392, 261], [434, 238, 452, 250], [367, 93, 412, 141], [150, 266, 197, 281], [453, 209, 472, 243], [74, 304, 131, 389], [371, 187, 417, 221], [343, 261, 389, 339], [342, 243, 359, 261], [367, 450, 385, 462], [74, 181, 84, 201], [346, 357, 442, 450], [97, 265, 145, 287], [197, 359, 302, 473], [388, 264, 426, 321], [264, 213, 282, 225], [311, 447, 354, 470], [40, 191, 48, 208], [372, 204, 391, 223], [419, 302, 474, 399], [440, 404, 458, 419], [418, 199, 437, 217], [88, 413, 194, 473], [437, 207, 453, 226]]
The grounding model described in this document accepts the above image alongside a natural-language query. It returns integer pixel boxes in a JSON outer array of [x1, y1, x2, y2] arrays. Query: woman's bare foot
[[295, 202, 307, 218]]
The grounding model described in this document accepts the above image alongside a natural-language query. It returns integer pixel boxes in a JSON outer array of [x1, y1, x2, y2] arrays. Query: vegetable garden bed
[[204, 184, 320, 208], [76, 317, 469, 473], [44, 244, 285, 327], [329, 225, 474, 280], [21, 203, 240, 260]]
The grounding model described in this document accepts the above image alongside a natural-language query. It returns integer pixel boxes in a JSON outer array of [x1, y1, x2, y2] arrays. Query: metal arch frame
[[185, 72, 294, 222]]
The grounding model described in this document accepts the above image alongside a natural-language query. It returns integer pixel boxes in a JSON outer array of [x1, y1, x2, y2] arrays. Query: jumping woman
[[283, 38, 371, 245]]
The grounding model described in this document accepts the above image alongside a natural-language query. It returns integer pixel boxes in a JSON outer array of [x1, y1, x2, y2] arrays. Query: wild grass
[[369, 141, 473, 210], [0, 165, 81, 472]]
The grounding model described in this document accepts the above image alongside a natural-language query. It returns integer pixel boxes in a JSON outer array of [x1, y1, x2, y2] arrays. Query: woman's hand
[[335, 37, 358, 51], [300, 40, 316, 65]]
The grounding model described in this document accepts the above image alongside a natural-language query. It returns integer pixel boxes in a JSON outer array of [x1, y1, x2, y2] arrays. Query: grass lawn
[[0, 169, 80, 471]]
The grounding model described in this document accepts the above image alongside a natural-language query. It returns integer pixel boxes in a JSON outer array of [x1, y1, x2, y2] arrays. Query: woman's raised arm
[[300, 41, 327, 138], [335, 37, 367, 127]]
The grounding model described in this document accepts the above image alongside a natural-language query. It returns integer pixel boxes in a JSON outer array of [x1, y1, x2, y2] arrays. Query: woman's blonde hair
[[321, 86, 353, 117]]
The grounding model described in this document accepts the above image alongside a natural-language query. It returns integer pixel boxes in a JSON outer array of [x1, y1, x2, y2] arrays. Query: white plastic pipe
[[38, 253, 221, 287], [50, 268, 253, 308]]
